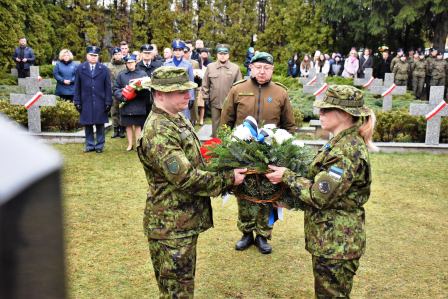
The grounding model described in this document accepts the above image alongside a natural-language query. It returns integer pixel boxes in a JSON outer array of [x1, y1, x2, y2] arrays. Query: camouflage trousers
[[111, 97, 121, 127], [148, 235, 198, 299], [312, 256, 360, 299], [394, 79, 408, 86], [430, 77, 446, 87], [237, 197, 272, 238]]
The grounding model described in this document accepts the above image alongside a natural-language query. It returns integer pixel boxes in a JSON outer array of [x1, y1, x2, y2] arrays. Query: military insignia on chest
[[165, 157, 180, 174], [318, 181, 331, 194], [328, 166, 343, 180], [267, 96, 273, 103]]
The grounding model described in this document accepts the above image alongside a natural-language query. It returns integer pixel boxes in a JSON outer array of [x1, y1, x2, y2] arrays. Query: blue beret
[[124, 54, 137, 62], [86, 46, 101, 55], [171, 40, 186, 50]]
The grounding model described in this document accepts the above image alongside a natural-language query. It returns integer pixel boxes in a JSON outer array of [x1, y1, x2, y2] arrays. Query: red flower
[[200, 138, 222, 160]]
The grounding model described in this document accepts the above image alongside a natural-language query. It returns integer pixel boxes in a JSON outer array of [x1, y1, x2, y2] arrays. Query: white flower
[[263, 124, 277, 130], [292, 140, 305, 147], [259, 128, 274, 145], [232, 124, 253, 141], [273, 129, 293, 144]]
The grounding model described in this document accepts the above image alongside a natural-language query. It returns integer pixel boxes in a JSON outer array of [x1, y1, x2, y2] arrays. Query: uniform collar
[[152, 105, 182, 119], [323, 125, 359, 152], [217, 60, 230, 68]]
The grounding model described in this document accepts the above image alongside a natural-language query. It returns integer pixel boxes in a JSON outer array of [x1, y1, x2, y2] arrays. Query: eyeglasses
[[252, 65, 274, 71]]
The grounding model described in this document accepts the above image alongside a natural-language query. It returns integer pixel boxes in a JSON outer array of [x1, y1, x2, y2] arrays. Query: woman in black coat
[[113, 54, 151, 151]]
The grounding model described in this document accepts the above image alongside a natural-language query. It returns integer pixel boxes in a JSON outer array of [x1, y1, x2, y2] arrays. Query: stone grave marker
[[369, 73, 406, 111], [410, 86, 447, 145], [299, 68, 317, 85], [353, 68, 383, 90], [9, 66, 56, 133]]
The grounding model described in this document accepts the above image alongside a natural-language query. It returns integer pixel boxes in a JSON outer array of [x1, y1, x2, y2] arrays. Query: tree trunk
[[431, 11, 448, 51]]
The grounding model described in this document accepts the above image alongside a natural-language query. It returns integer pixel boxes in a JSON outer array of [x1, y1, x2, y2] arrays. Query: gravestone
[[353, 68, 382, 90], [369, 73, 407, 111], [9, 66, 56, 133], [0, 114, 66, 299], [410, 86, 447, 145], [299, 68, 317, 85]]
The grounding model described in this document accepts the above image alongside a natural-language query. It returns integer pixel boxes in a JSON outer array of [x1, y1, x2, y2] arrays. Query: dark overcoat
[[74, 61, 112, 125]]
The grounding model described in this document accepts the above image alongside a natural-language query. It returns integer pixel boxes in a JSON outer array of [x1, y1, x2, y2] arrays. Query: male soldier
[[137, 66, 246, 298], [390, 48, 404, 73], [411, 52, 427, 100], [12, 37, 35, 78], [164, 40, 195, 120], [221, 52, 297, 254], [120, 41, 130, 57], [201, 44, 242, 137], [430, 50, 447, 88], [74, 46, 112, 153], [107, 47, 127, 138], [392, 55, 410, 86], [425, 48, 439, 99], [136, 44, 163, 77]]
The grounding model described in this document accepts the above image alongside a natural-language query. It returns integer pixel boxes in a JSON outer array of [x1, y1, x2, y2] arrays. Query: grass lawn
[[57, 135, 448, 298]]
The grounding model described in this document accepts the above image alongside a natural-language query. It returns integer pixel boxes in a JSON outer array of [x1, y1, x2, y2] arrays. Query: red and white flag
[[426, 101, 447, 121], [362, 77, 375, 88], [313, 83, 329, 96], [306, 76, 317, 86], [381, 84, 397, 97], [24, 92, 43, 110]]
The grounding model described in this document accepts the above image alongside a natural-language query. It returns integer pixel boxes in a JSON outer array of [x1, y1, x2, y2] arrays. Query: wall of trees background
[[1, 0, 446, 70]]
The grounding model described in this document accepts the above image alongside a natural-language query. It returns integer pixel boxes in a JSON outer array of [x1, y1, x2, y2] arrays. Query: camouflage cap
[[314, 85, 372, 117], [250, 52, 274, 65], [148, 66, 197, 92]]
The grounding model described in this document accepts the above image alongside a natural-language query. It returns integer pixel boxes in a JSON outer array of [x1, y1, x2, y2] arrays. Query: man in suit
[[74, 46, 112, 153]]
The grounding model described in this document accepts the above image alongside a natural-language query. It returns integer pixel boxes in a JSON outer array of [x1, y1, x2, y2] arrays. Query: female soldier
[[266, 85, 376, 298], [113, 54, 150, 151]]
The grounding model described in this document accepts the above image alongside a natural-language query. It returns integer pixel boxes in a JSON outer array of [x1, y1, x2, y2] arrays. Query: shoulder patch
[[274, 81, 288, 91], [233, 78, 248, 86], [165, 156, 180, 174]]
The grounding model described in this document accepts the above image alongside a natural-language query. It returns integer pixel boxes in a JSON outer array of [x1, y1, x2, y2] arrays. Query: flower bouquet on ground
[[201, 116, 315, 206], [119, 76, 152, 108]]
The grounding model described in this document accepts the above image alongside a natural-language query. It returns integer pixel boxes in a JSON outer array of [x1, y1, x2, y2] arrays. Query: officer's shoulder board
[[232, 78, 248, 86], [274, 81, 288, 91]]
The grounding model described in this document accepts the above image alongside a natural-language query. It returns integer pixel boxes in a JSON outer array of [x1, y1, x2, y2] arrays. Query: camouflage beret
[[148, 66, 197, 92], [314, 85, 372, 117], [250, 52, 274, 65]]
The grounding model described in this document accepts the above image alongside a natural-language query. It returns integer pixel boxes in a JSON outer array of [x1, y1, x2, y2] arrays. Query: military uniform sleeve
[[113, 72, 125, 100], [280, 93, 297, 133], [281, 154, 360, 210], [220, 86, 237, 128], [145, 125, 235, 196]]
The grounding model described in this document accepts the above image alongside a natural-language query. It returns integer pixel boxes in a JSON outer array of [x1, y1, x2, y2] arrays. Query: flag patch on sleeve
[[328, 166, 343, 180]]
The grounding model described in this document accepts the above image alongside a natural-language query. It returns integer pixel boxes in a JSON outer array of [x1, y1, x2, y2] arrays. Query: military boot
[[235, 233, 254, 251], [119, 126, 126, 138], [255, 235, 272, 254], [111, 127, 119, 138]]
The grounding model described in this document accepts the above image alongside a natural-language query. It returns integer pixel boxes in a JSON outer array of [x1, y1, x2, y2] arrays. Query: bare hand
[[233, 168, 247, 186], [22, 58, 27, 62], [16, 58, 21, 62], [265, 165, 287, 184], [63, 80, 71, 85]]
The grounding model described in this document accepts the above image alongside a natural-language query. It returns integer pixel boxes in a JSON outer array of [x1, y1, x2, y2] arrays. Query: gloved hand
[[105, 105, 111, 113], [122, 85, 137, 101], [75, 104, 82, 113], [188, 100, 194, 110]]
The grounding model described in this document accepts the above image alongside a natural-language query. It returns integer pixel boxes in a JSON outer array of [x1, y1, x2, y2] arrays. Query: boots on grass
[[235, 233, 254, 251], [255, 235, 272, 254]]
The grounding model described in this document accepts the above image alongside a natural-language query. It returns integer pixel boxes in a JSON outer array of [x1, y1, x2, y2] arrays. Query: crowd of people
[[287, 46, 448, 99]]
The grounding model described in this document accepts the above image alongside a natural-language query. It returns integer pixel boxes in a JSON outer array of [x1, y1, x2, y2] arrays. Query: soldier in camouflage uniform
[[390, 48, 404, 74], [392, 55, 410, 86], [430, 50, 447, 87], [266, 85, 374, 298], [137, 66, 247, 299], [107, 47, 126, 138], [411, 53, 427, 100]]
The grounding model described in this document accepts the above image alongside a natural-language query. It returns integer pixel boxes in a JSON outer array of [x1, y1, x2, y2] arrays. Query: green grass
[[57, 134, 448, 298]]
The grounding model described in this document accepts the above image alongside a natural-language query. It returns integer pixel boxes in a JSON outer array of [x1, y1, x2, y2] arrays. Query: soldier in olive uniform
[[221, 52, 297, 254], [390, 48, 404, 73], [137, 66, 247, 299], [411, 53, 426, 99], [266, 85, 375, 298], [430, 50, 447, 87], [107, 47, 127, 138], [393, 55, 410, 86]]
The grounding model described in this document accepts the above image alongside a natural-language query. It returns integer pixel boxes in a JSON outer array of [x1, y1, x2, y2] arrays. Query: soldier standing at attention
[[107, 47, 127, 139], [393, 55, 410, 86], [390, 48, 404, 73], [201, 44, 242, 137], [221, 52, 297, 254], [430, 50, 447, 88], [266, 85, 375, 298], [137, 66, 247, 298], [411, 52, 426, 100]]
